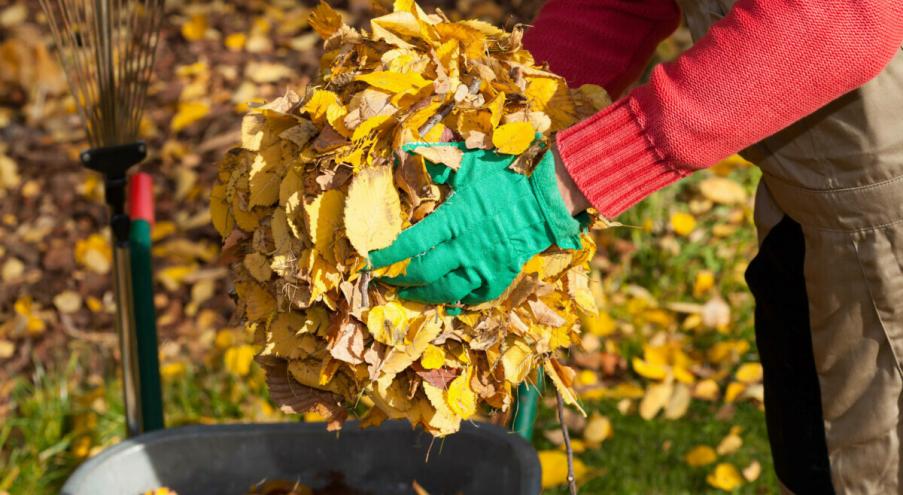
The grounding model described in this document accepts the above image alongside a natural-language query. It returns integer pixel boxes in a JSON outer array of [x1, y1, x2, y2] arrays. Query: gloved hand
[[368, 141, 584, 306]]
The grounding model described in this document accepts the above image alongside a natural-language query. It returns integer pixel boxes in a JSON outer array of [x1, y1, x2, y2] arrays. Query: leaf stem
[[418, 78, 482, 137], [555, 388, 578, 495]]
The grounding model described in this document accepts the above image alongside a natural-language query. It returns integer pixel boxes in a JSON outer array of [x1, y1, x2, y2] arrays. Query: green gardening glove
[[368, 141, 583, 306]]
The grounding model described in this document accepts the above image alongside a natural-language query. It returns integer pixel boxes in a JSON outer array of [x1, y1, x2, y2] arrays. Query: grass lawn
[[535, 399, 775, 494]]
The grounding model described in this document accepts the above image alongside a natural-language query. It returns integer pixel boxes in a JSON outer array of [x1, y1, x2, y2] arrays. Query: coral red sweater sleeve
[[523, 0, 681, 98], [539, 0, 903, 218]]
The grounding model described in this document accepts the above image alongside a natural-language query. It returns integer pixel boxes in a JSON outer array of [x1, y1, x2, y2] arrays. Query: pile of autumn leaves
[[211, 0, 611, 436]]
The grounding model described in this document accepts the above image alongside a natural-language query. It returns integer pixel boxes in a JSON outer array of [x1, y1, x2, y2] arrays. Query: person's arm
[[557, 0, 903, 218], [524, 0, 681, 98]]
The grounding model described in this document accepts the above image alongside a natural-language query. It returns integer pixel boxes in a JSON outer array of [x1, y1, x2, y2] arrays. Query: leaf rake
[[39, 0, 165, 436]]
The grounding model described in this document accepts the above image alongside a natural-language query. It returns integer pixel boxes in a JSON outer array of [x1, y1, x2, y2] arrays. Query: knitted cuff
[[556, 97, 685, 218], [530, 150, 584, 250]]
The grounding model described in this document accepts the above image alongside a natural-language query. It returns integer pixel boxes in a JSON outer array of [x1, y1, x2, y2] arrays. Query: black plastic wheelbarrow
[[61, 420, 541, 495]]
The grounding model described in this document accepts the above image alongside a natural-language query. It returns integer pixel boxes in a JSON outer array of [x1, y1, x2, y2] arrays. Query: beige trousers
[[675, 0, 903, 492]]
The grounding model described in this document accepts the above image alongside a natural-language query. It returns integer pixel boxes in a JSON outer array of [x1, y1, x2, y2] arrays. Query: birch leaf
[[492, 122, 534, 155], [344, 166, 402, 256], [411, 145, 464, 170]]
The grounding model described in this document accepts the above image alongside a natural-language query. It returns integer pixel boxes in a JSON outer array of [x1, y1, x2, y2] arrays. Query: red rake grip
[[128, 172, 155, 224]]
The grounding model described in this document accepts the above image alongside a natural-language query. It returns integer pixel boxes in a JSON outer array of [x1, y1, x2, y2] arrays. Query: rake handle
[[81, 141, 148, 437]]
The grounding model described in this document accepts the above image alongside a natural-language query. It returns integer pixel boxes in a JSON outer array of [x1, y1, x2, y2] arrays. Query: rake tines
[[39, 0, 163, 148]]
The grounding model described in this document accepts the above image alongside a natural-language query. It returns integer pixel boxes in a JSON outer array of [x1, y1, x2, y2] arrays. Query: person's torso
[[674, 0, 903, 191]]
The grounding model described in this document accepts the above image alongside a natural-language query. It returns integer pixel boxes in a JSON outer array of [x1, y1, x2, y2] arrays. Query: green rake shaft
[[129, 172, 164, 432]]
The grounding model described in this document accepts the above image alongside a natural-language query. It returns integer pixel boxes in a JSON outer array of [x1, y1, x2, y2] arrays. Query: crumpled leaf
[[258, 356, 347, 430]]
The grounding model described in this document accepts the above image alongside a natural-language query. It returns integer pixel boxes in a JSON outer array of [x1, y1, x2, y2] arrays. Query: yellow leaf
[[486, 92, 505, 129], [685, 445, 717, 467], [632, 357, 667, 381], [576, 369, 598, 387], [717, 430, 743, 456], [707, 463, 744, 492], [545, 357, 585, 416], [711, 154, 754, 176], [75, 233, 112, 274], [707, 340, 749, 364], [492, 122, 534, 155], [0, 339, 14, 359], [435, 23, 487, 60], [171, 101, 210, 132], [224, 344, 256, 377], [302, 90, 340, 126], [639, 380, 673, 420], [304, 250, 343, 306], [351, 114, 393, 143], [410, 145, 464, 170], [420, 344, 445, 369], [243, 252, 272, 282], [355, 71, 432, 95], [246, 62, 295, 84], [694, 270, 715, 298], [538, 450, 587, 488], [158, 264, 196, 292], [230, 194, 260, 232], [305, 189, 346, 259], [573, 84, 612, 113], [264, 312, 310, 359], [699, 177, 748, 205], [525, 77, 575, 130], [344, 166, 403, 256], [693, 379, 721, 401], [14, 296, 45, 335], [53, 290, 82, 314], [664, 382, 692, 419], [724, 382, 746, 403], [582, 311, 615, 337], [735, 362, 763, 384], [249, 151, 282, 208], [86, 296, 103, 313], [160, 362, 187, 381], [209, 183, 233, 236], [422, 382, 462, 436], [366, 301, 409, 346], [501, 338, 532, 383], [0, 153, 20, 192], [378, 313, 441, 378], [181, 14, 208, 42], [235, 280, 276, 321], [0, 4, 27, 26], [309, 1, 344, 38], [225, 32, 247, 51], [743, 461, 762, 482], [445, 369, 477, 419], [583, 413, 612, 445], [670, 212, 697, 236]]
